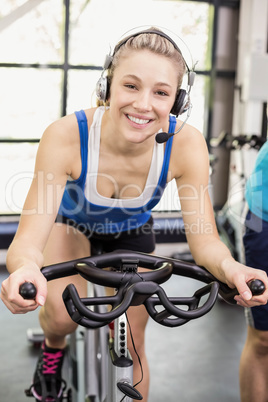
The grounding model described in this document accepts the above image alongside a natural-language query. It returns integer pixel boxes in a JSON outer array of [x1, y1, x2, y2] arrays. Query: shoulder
[[44, 108, 97, 137], [84, 107, 99, 126], [40, 108, 99, 148], [173, 120, 207, 148], [169, 120, 209, 180], [39, 113, 78, 156], [36, 108, 96, 178]]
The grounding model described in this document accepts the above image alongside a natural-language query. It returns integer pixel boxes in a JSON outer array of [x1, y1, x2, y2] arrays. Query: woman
[[1, 27, 268, 402]]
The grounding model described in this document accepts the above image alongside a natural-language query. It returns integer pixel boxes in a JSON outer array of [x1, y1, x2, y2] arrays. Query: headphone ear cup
[[96, 76, 108, 102], [170, 89, 190, 116]]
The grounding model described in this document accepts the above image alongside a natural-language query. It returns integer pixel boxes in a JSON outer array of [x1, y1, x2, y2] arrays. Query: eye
[[156, 90, 169, 96], [125, 84, 137, 90]]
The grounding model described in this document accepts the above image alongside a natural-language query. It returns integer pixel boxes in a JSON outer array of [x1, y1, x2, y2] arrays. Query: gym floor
[[0, 244, 247, 402]]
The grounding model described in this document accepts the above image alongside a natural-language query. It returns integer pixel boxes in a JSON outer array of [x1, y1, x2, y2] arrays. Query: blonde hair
[[96, 29, 187, 107]]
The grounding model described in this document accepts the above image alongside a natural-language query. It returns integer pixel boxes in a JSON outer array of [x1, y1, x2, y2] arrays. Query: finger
[[234, 279, 252, 301], [36, 294, 45, 306], [35, 279, 47, 307], [3, 283, 39, 310], [1, 296, 39, 314], [12, 296, 39, 310], [234, 294, 267, 307], [1, 276, 43, 312]]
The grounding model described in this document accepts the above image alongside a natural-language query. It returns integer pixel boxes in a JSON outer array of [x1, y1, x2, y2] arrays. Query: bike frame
[[69, 284, 135, 402], [68, 286, 105, 402]]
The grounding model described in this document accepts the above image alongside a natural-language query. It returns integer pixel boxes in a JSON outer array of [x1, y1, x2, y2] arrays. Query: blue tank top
[[58, 109, 176, 233], [245, 141, 268, 222]]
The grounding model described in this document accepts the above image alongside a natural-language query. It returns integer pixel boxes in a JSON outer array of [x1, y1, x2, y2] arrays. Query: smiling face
[[108, 49, 178, 143]]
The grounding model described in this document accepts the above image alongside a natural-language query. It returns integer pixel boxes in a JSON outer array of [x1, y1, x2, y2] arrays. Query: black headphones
[[96, 28, 196, 117]]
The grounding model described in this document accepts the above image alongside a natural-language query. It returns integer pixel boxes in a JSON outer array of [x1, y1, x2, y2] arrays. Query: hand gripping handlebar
[[19, 250, 265, 329]]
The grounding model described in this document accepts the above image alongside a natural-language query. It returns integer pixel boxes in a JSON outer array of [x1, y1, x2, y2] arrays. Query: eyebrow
[[123, 74, 172, 88]]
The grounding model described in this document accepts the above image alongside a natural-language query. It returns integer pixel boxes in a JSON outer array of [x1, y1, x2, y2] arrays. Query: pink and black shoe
[[25, 341, 67, 402]]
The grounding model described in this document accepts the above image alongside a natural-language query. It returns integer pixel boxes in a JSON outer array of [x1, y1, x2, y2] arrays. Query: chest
[[96, 152, 152, 199]]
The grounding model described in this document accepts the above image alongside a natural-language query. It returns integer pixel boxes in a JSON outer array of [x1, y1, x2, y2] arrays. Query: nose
[[133, 90, 153, 112]]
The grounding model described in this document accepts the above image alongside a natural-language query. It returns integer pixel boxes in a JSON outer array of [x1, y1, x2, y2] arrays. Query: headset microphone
[[155, 131, 172, 144], [155, 105, 192, 144]]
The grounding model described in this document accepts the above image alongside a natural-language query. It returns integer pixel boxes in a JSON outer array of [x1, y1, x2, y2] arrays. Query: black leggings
[[55, 215, 156, 255]]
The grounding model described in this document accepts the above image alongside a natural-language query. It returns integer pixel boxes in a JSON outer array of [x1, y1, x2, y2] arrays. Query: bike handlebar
[[19, 250, 265, 329]]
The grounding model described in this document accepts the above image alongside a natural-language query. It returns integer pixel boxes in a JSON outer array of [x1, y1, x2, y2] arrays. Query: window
[[1, 0, 215, 214]]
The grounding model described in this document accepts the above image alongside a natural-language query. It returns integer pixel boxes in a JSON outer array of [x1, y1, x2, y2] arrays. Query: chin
[[126, 131, 154, 144], [124, 124, 157, 143]]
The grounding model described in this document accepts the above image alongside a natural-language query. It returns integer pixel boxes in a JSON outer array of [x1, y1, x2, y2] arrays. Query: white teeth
[[127, 115, 150, 125]]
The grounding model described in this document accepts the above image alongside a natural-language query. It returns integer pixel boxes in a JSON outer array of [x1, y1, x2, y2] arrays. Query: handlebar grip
[[248, 279, 265, 296], [220, 279, 265, 304], [19, 282, 37, 300]]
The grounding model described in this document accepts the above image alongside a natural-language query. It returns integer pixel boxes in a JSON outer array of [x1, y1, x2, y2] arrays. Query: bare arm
[[172, 125, 268, 306], [1, 114, 81, 313]]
